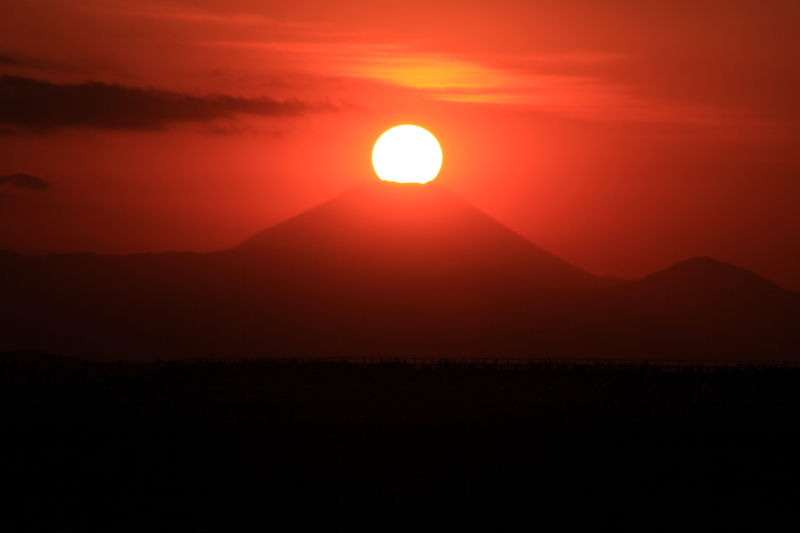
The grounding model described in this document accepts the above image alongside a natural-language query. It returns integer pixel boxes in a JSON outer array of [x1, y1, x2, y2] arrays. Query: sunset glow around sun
[[372, 125, 442, 184]]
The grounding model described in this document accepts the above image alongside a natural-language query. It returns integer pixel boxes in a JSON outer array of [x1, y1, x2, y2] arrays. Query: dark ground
[[3, 353, 799, 531]]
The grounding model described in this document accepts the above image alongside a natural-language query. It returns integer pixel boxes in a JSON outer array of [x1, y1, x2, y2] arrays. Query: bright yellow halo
[[372, 125, 442, 184]]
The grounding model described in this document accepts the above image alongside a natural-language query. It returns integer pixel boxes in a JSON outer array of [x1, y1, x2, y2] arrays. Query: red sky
[[1, 0, 799, 290]]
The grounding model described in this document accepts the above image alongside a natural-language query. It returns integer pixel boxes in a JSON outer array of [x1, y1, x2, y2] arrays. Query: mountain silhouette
[[238, 181, 598, 291], [0, 181, 798, 361], [611, 256, 800, 358]]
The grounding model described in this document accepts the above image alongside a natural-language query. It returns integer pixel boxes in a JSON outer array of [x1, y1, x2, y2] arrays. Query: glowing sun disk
[[372, 125, 442, 184]]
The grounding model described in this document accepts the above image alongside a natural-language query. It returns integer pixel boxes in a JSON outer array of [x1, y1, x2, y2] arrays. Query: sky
[[1, 0, 799, 291]]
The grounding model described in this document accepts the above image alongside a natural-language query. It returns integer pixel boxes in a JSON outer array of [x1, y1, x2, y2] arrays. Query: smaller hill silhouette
[[610, 257, 800, 358], [627, 256, 800, 318], [639, 256, 788, 297]]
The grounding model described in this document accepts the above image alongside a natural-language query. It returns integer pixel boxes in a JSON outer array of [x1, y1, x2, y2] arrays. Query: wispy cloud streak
[[0, 75, 333, 132], [206, 40, 742, 124], [0, 54, 22, 66], [0, 173, 52, 191]]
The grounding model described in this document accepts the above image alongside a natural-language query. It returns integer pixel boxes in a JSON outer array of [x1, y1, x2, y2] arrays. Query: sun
[[372, 125, 442, 184]]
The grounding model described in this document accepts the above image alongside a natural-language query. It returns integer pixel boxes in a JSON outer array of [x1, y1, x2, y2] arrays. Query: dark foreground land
[[3, 353, 800, 531]]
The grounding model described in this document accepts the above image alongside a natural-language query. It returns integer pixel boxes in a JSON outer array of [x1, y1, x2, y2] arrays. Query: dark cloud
[[0, 55, 21, 66], [0, 75, 332, 132], [0, 173, 52, 191]]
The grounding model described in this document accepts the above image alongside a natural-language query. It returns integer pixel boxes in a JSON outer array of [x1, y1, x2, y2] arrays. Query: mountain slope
[[237, 181, 598, 291], [627, 256, 800, 320], [0, 183, 798, 362], [610, 257, 800, 358]]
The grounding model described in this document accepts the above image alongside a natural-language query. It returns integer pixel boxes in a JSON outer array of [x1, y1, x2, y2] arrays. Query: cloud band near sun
[[0, 75, 334, 132], [0, 173, 52, 191]]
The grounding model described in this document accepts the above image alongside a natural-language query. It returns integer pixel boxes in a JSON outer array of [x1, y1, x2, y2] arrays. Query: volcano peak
[[237, 180, 599, 291]]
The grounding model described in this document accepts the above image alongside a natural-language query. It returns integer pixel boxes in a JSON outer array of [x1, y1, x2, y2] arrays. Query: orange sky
[[1, 0, 799, 290]]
